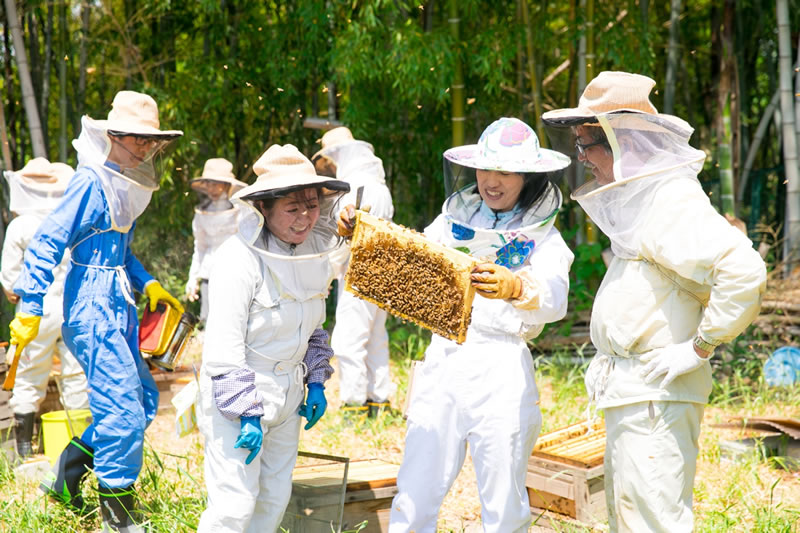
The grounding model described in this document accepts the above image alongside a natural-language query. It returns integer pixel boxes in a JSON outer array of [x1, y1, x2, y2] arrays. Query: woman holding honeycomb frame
[[341, 117, 574, 532]]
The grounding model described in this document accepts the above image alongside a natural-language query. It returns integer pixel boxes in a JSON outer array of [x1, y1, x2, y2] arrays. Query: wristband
[[693, 335, 717, 354]]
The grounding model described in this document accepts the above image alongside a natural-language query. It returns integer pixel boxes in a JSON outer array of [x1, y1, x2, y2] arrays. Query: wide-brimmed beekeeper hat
[[541, 71, 691, 133], [311, 126, 374, 162], [234, 144, 349, 201], [10, 157, 74, 192], [443, 117, 570, 174], [86, 90, 183, 138], [190, 158, 246, 192]]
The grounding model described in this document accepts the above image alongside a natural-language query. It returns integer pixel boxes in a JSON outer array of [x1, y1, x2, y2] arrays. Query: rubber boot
[[366, 400, 391, 418], [39, 436, 94, 511], [99, 485, 149, 532], [14, 412, 34, 458]]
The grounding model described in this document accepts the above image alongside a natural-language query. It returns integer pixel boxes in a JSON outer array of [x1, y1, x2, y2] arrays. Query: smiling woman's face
[[475, 169, 524, 212], [261, 188, 321, 245], [575, 125, 614, 185]]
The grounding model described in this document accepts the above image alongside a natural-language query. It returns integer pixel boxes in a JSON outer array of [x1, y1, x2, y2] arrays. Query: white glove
[[639, 340, 710, 389], [185, 278, 200, 302]]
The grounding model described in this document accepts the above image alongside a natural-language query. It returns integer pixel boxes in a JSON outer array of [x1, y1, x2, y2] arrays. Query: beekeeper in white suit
[[197, 144, 349, 532], [339, 117, 574, 532], [312, 127, 395, 416], [185, 158, 246, 324], [0, 158, 89, 458], [542, 71, 767, 532]]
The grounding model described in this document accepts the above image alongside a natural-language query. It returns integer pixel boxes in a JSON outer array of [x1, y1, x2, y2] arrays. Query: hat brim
[[443, 144, 571, 173], [190, 176, 247, 189], [233, 174, 350, 202], [90, 117, 183, 137], [311, 139, 374, 162], [542, 108, 692, 134]]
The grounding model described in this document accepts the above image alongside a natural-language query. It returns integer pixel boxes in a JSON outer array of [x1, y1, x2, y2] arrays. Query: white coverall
[[197, 221, 333, 532], [0, 213, 88, 414], [585, 176, 766, 532], [323, 141, 395, 405], [187, 201, 240, 322], [389, 196, 574, 533]]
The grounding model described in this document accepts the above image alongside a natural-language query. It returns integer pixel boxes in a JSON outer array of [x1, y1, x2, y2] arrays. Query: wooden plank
[[292, 459, 399, 491], [528, 487, 576, 517]]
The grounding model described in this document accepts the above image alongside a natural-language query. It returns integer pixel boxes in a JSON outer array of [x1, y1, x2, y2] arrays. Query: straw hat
[[190, 158, 246, 192], [542, 71, 691, 133], [444, 117, 570, 173], [89, 90, 183, 137], [11, 157, 74, 193], [233, 144, 349, 201], [311, 126, 374, 162]]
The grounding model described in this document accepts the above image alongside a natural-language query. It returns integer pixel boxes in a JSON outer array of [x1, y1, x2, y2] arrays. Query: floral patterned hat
[[443, 117, 570, 174]]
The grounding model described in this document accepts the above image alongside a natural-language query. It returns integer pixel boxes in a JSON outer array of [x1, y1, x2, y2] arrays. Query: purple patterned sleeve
[[304, 328, 334, 385], [211, 368, 265, 420]]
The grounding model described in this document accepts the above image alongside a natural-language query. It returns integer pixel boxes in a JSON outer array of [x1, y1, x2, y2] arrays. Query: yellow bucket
[[41, 410, 92, 464]]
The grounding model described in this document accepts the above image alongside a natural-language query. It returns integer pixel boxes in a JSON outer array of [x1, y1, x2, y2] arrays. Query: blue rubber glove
[[234, 416, 263, 465], [298, 383, 327, 430]]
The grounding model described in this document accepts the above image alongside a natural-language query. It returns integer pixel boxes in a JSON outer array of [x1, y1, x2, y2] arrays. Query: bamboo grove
[[1, 0, 800, 308]]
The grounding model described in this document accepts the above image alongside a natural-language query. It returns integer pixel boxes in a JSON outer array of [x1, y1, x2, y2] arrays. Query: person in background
[[312, 127, 395, 418], [0, 158, 89, 458], [542, 71, 767, 533], [11, 90, 183, 532], [341, 118, 574, 532], [185, 158, 246, 326], [197, 144, 349, 532]]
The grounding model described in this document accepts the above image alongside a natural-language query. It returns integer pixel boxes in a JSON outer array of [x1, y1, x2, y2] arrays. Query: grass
[[0, 319, 798, 532]]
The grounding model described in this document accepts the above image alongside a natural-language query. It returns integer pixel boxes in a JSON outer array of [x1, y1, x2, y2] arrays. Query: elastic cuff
[[693, 334, 720, 353], [511, 271, 542, 311], [18, 297, 44, 317]]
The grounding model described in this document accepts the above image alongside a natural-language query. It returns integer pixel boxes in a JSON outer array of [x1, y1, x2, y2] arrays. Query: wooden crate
[[527, 419, 607, 527], [345, 211, 476, 344], [283, 458, 399, 533]]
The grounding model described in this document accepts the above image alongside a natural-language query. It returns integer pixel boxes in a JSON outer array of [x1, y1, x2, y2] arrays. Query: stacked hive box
[[0, 346, 17, 460], [282, 458, 400, 533], [345, 211, 476, 344], [527, 419, 606, 528]]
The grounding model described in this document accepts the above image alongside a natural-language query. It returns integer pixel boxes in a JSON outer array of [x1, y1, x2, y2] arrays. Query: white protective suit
[[563, 113, 767, 532], [187, 199, 241, 322], [320, 139, 396, 406], [0, 202, 88, 415], [197, 193, 340, 532], [389, 188, 574, 533]]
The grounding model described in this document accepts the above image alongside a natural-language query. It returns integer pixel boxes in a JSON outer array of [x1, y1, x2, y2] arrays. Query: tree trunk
[[448, 0, 465, 147], [663, 0, 682, 114], [77, 1, 90, 121], [520, 0, 545, 143], [716, 0, 736, 216], [4, 0, 47, 158], [0, 92, 13, 170], [738, 89, 780, 205], [40, 3, 53, 150], [776, 0, 800, 273], [58, 0, 68, 161]]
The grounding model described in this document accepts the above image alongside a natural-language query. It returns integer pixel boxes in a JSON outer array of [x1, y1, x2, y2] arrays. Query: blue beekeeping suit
[[16, 163, 158, 487]]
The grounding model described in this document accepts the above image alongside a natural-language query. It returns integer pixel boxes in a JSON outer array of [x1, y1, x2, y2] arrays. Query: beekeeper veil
[[543, 71, 706, 258], [72, 90, 183, 232], [312, 127, 386, 185], [233, 144, 350, 301], [3, 157, 73, 216], [438, 117, 571, 267]]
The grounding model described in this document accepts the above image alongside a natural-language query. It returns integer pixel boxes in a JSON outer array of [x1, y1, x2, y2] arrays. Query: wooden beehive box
[[345, 211, 476, 343], [283, 458, 399, 533], [527, 419, 606, 527]]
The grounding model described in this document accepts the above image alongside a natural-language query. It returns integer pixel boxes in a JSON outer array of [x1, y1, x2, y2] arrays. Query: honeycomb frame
[[344, 211, 476, 344]]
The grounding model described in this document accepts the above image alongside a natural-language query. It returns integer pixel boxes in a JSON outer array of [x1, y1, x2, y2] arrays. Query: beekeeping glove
[[144, 280, 185, 313], [185, 277, 199, 302], [470, 262, 523, 300], [299, 383, 327, 430], [9, 312, 41, 354], [234, 416, 263, 465], [640, 339, 711, 388]]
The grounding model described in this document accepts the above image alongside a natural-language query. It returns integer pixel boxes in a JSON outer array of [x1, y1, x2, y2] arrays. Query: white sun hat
[[190, 158, 247, 193], [4, 157, 75, 215], [443, 117, 570, 174], [88, 90, 183, 137]]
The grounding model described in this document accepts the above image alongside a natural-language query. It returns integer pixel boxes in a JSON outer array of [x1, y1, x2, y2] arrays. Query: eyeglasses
[[575, 138, 607, 156]]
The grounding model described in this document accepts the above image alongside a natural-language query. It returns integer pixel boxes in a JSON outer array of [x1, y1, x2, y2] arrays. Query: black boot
[[99, 485, 149, 532], [39, 436, 94, 511], [14, 412, 34, 458]]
